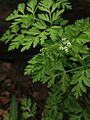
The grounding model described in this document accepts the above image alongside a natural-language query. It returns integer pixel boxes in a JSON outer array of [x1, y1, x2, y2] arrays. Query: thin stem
[[34, 4, 39, 14], [66, 66, 84, 73], [52, 65, 90, 78], [49, 12, 52, 26]]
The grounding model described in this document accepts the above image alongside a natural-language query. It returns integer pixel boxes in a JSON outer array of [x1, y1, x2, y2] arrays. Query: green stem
[[49, 12, 52, 26], [66, 66, 84, 73], [53, 65, 90, 78], [34, 4, 39, 14]]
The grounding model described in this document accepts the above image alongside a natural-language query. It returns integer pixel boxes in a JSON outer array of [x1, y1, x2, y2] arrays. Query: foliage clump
[[1, 0, 90, 120]]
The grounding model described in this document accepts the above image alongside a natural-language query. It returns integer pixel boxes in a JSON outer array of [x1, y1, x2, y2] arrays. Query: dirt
[[0, 0, 90, 119]]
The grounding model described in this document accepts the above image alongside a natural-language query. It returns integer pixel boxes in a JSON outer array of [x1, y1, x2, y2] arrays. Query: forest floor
[[0, 0, 90, 119]]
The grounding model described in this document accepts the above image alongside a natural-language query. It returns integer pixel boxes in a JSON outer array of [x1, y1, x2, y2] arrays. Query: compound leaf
[[33, 20, 47, 30], [38, 14, 50, 22], [6, 10, 20, 21], [52, 9, 64, 22], [18, 3, 25, 14], [27, 0, 37, 14]]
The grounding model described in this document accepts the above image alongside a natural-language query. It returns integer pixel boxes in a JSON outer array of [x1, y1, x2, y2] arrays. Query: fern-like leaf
[[18, 3, 25, 14], [38, 13, 50, 22], [52, 9, 64, 22], [71, 69, 90, 98], [26, 0, 38, 14]]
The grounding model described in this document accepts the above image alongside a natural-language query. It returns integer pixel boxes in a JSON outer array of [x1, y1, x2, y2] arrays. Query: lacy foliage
[[1, 0, 90, 120]]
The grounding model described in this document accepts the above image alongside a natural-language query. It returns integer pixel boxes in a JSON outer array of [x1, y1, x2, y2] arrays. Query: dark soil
[[0, 0, 90, 119]]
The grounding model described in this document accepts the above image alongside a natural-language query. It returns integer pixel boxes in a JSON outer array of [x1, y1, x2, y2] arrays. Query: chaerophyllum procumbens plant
[[4, 95, 37, 120], [1, 0, 90, 119]]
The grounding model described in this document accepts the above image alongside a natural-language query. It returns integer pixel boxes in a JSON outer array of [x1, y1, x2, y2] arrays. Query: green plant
[[41, 83, 90, 120], [21, 98, 37, 120], [4, 95, 37, 120], [1, 0, 90, 120]]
